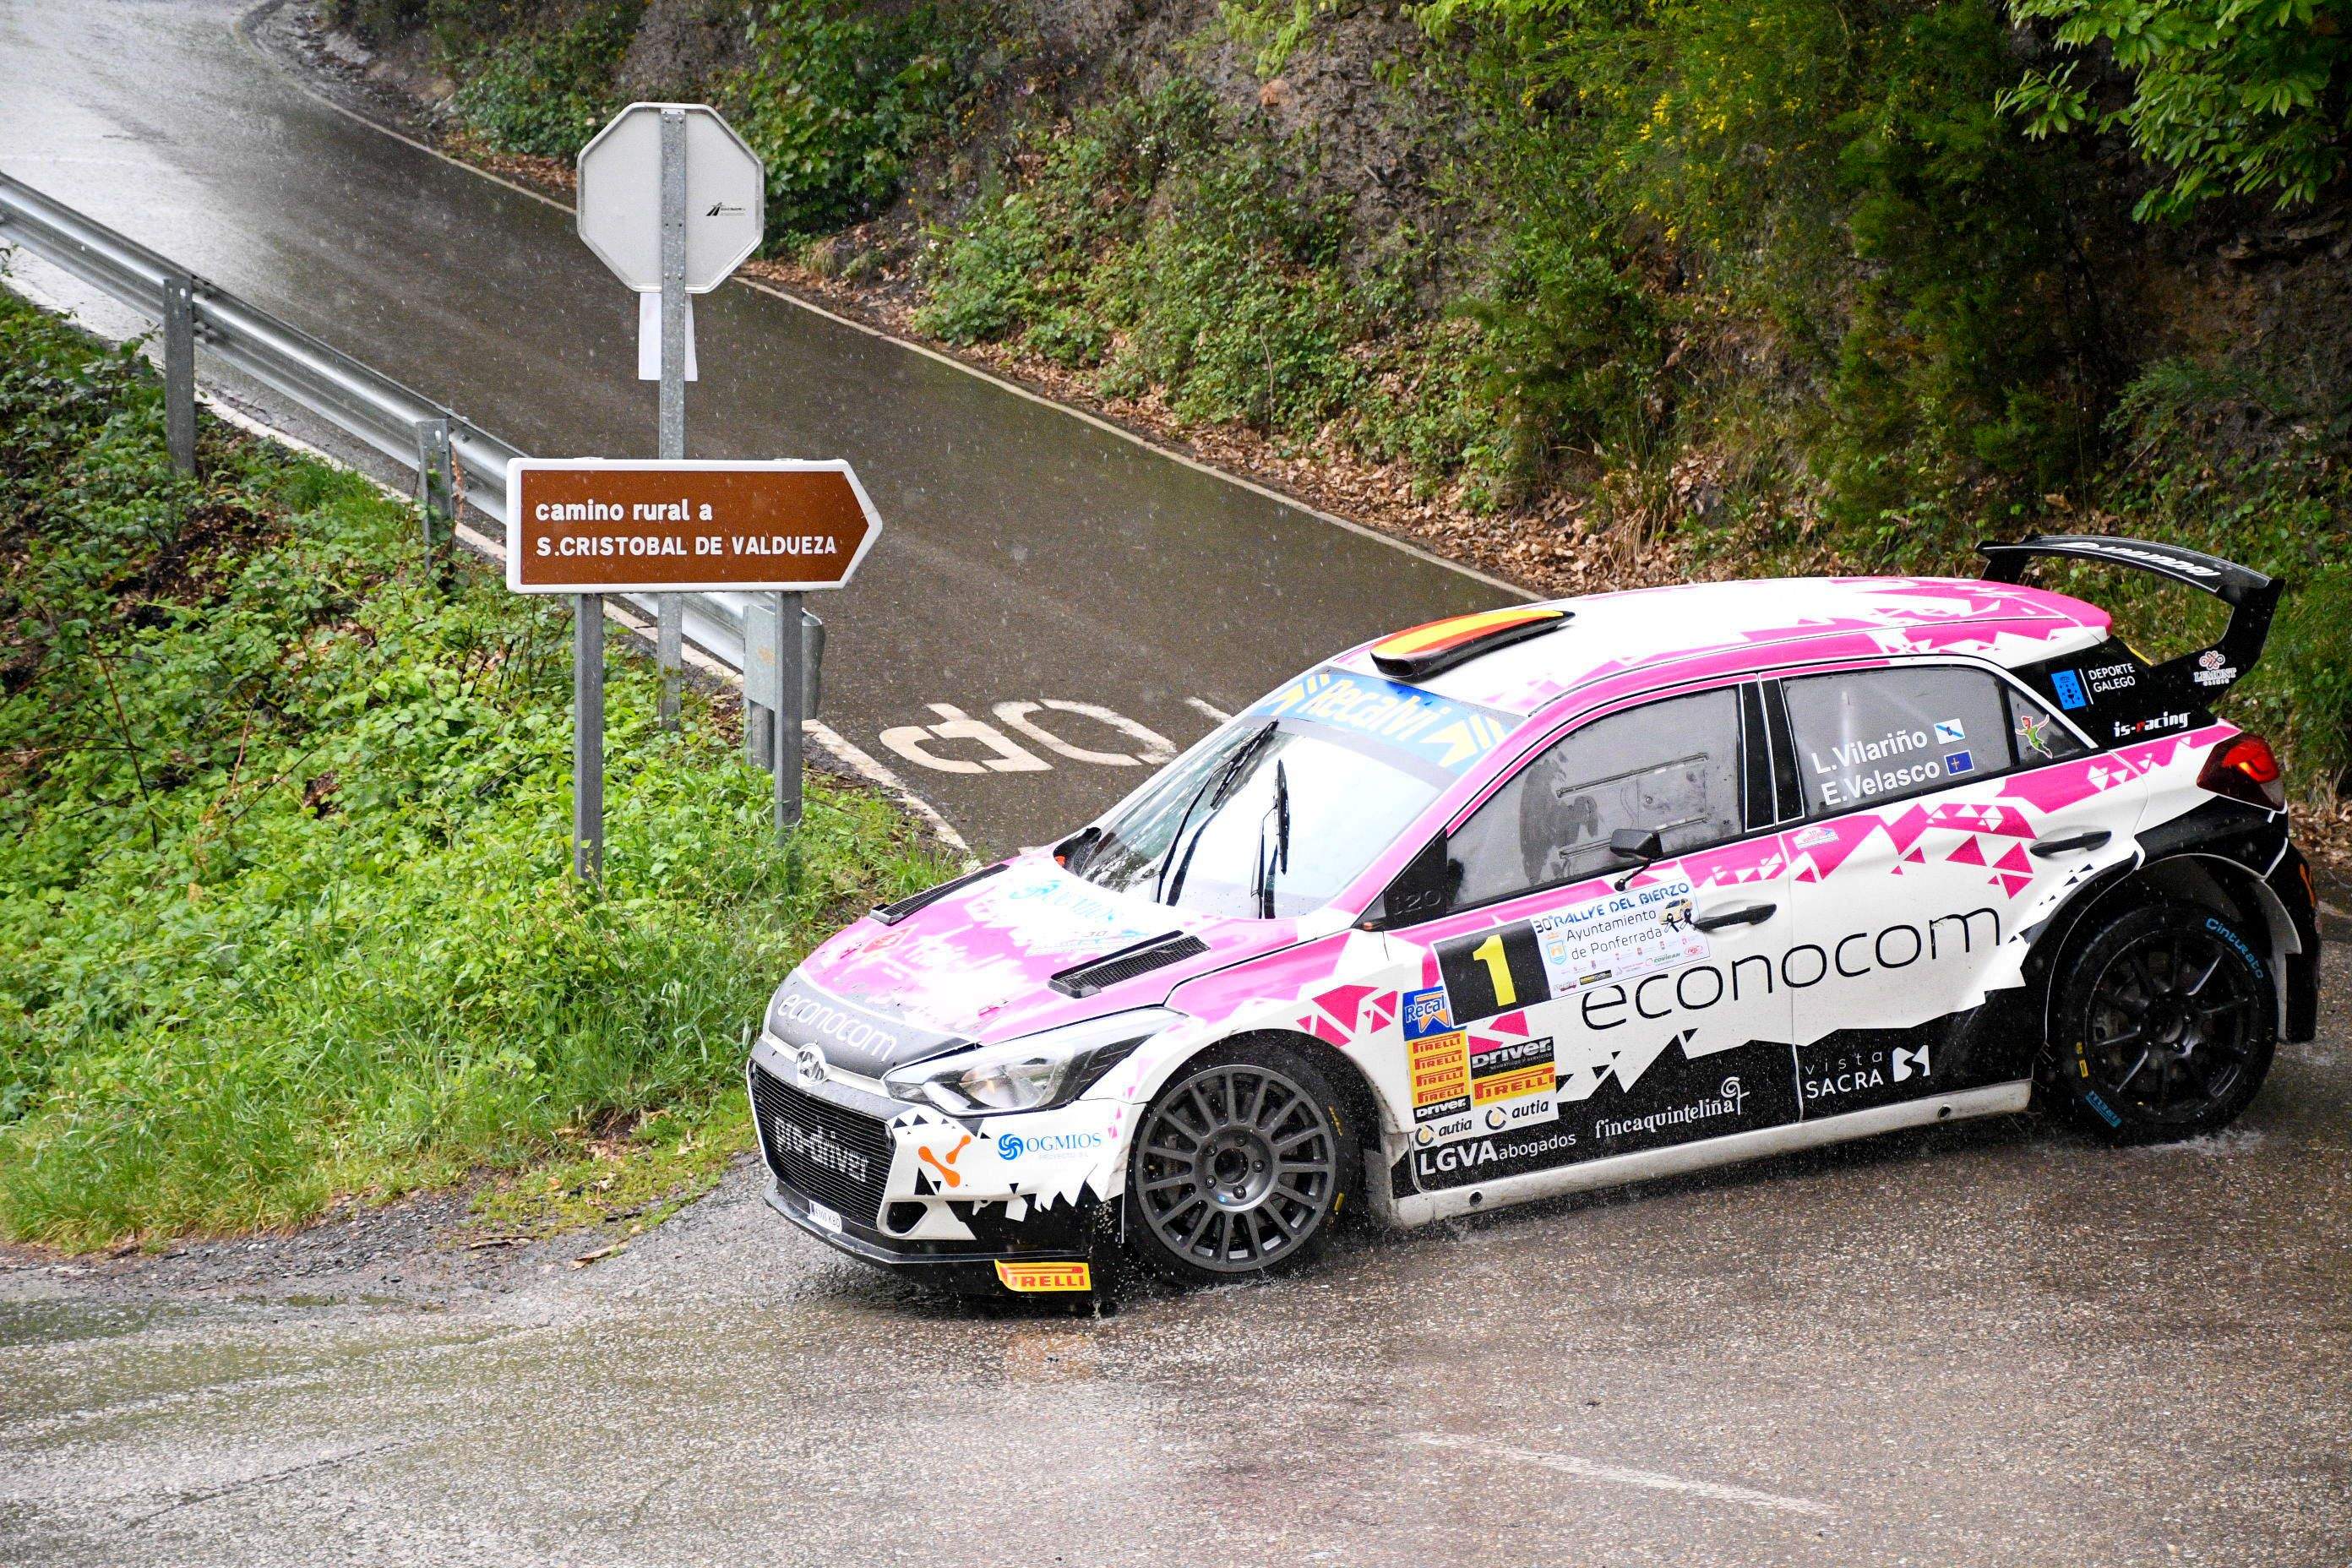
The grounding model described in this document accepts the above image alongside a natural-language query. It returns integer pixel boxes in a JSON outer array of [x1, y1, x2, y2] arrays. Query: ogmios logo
[[996, 1130, 1106, 1160]]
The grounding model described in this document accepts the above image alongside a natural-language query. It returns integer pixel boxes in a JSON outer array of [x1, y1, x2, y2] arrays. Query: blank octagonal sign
[[576, 102, 765, 293]]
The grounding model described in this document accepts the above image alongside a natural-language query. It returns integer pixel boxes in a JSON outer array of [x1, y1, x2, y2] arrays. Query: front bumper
[[744, 1037, 1112, 1295]]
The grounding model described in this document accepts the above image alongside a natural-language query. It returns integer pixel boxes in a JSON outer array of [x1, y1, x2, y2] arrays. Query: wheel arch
[[2029, 849, 2300, 1042], [1112, 1026, 1397, 1219], [1135, 1026, 1391, 1137]]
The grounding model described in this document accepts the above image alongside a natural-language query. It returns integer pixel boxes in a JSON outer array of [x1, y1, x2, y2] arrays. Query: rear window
[[1783, 666, 2068, 816]]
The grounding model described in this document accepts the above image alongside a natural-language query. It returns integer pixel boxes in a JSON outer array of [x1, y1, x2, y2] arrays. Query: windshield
[[1066, 719, 1451, 918]]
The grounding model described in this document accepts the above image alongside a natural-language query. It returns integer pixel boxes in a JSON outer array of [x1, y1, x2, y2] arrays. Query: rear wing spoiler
[[1978, 534, 2281, 701]]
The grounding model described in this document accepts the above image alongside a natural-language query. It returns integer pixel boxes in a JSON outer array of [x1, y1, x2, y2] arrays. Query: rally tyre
[[2047, 901, 2276, 1144], [1124, 1043, 1358, 1285]]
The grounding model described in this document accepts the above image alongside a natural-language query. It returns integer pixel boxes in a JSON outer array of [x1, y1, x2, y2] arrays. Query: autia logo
[[996, 1130, 1105, 1160]]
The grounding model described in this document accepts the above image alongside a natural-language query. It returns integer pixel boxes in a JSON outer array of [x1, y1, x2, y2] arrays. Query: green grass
[[0, 291, 955, 1249]]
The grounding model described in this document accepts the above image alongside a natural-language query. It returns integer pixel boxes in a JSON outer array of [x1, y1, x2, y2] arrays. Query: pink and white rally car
[[749, 536, 2320, 1293]]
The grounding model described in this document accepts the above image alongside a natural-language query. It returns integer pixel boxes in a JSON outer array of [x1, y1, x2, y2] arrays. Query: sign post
[[505, 458, 882, 861], [655, 106, 688, 727], [574, 102, 766, 876]]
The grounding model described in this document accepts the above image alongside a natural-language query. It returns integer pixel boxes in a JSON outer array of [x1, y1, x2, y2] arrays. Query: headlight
[[883, 1008, 1182, 1115]]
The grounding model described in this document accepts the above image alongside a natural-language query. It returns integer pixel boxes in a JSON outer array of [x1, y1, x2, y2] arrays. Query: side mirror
[[1608, 827, 1664, 890]]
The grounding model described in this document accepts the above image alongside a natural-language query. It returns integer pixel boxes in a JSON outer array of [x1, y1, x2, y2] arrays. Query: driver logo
[[1470, 1036, 1559, 1131]]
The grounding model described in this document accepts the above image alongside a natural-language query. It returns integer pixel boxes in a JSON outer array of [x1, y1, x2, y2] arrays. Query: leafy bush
[[317, 0, 427, 45], [717, 0, 972, 240], [445, 2, 640, 160], [2073, 357, 2352, 798], [0, 294, 950, 1246], [918, 83, 1504, 466], [2002, 0, 2352, 220]]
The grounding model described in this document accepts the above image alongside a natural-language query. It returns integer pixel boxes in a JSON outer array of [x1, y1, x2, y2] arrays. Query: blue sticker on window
[[1944, 749, 1974, 775], [1250, 667, 1514, 774], [2050, 670, 2088, 710], [1401, 986, 1454, 1040]]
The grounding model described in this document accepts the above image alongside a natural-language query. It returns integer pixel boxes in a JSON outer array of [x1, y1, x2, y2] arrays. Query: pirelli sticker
[[1470, 1036, 1559, 1135], [1402, 985, 1472, 1133], [1409, 1034, 1471, 1121], [994, 1260, 1092, 1293]]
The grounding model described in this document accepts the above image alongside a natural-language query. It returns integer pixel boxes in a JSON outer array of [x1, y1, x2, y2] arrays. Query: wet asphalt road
[[3, 4, 2349, 1564], [0, 0, 1510, 858], [3, 953, 2348, 1566]]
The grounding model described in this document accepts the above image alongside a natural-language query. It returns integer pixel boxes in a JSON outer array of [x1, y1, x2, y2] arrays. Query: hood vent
[[1048, 932, 1210, 999], [871, 862, 1004, 927]]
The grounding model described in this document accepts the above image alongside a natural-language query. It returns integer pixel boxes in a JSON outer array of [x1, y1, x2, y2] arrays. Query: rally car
[[748, 536, 2320, 1293]]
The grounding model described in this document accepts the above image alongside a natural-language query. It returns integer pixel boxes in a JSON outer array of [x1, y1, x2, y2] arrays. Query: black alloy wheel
[[2049, 902, 2276, 1142], [1127, 1043, 1357, 1283]]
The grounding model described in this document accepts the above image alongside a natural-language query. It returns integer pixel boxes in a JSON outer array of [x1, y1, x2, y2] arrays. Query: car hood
[[779, 852, 1302, 1075]]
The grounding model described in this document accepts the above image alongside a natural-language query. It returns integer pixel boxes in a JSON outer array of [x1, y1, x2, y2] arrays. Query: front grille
[[749, 1064, 894, 1226]]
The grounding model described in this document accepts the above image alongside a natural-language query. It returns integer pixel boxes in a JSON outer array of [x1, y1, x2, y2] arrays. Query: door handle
[[1692, 901, 1776, 932], [2029, 829, 2111, 858]]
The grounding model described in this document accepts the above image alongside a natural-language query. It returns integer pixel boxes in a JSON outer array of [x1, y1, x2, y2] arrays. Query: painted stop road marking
[[878, 700, 1195, 775]]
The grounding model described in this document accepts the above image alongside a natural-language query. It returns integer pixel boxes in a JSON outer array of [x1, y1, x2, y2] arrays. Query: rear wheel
[[2047, 902, 2276, 1143], [1125, 1043, 1357, 1284]]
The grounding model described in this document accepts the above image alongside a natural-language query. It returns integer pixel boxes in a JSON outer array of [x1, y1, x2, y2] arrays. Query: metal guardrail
[[0, 169, 760, 674]]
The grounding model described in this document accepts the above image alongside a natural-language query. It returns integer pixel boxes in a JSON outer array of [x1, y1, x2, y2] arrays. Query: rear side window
[[2006, 687, 2088, 766], [1451, 688, 1745, 906], [1783, 666, 2025, 815]]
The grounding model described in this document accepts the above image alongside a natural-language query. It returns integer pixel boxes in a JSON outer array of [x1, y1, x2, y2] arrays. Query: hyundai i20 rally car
[[749, 535, 2320, 1294]]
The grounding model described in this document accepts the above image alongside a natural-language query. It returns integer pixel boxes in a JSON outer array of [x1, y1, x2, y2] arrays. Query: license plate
[[806, 1200, 843, 1234]]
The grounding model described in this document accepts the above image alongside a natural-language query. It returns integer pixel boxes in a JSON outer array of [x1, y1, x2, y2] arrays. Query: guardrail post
[[162, 274, 195, 476], [415, 417, 455, 580], [746, 700, 774, 770], [774, 591, 804, 836]]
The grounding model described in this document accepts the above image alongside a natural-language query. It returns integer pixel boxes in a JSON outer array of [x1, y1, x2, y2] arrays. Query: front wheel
[[1124, 1043, 1358, 1284], [2047, 901, 2277, 1143]]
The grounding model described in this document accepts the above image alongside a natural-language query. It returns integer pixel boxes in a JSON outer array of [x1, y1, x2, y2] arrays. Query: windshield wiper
[[1253, 756, 1291, 918], [1157, 721, 1277, 907]]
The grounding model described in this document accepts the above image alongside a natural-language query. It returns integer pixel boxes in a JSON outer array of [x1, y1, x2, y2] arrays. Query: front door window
[[1389, 686, 1796, 1192]]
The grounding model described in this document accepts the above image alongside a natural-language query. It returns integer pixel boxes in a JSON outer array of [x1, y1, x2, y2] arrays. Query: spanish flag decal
[[1369, 606, 1569, 681]]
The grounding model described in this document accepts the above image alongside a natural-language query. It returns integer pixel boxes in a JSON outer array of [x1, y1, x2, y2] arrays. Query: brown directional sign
[[504, 458, 881, 593]]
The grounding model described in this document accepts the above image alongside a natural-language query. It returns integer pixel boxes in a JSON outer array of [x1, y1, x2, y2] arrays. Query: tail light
[[2197, 733, 2285, 811]]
